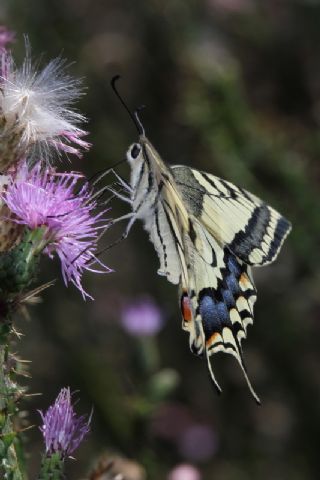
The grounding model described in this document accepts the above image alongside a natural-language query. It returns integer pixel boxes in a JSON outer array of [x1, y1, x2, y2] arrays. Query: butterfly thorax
[[127, 138, 185, 222]]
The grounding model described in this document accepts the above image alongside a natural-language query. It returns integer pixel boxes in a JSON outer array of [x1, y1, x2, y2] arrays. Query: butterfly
[[111, 76, 291, 403]]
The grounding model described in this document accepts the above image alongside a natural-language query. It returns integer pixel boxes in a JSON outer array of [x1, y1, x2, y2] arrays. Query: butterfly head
[[126, 141, 143, 164], [126, 131, 154, 163]]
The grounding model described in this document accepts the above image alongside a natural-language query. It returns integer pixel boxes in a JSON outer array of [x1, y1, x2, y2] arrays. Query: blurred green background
[[1, 0, 320, 479]]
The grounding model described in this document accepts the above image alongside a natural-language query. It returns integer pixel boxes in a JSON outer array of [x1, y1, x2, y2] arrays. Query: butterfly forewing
[[171, 166, 291, 266]]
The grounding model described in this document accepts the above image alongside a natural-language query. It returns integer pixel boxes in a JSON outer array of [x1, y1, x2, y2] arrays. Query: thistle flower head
[[39, 387, 91, 458], [1, 162, 111, 298], [0, 45, 90, 171]]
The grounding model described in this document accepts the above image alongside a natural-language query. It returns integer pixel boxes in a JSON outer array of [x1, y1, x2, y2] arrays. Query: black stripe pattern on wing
[[150, 200, 183, 285], [229, 204, 270, 262], [261, 216, 291, 264], [198, 250, 255, 352], [229, 204, 291, 265], [154, 205, 168, 271]]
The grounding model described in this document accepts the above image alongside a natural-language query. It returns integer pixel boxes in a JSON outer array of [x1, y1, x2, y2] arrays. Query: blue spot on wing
[[215, 302, 229, 324], [227, 254, 242, 276], [222, 288, 234, 308], [225, 272, 241, 297], [199, 295, 218, 327], [199, 293, 231, 339]]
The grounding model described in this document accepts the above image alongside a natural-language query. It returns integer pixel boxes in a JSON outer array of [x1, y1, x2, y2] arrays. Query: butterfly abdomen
[[130, 158, 157, 217], [127, 140, 184, 285]]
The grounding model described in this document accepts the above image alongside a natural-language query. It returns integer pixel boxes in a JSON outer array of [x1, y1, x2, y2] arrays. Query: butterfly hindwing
[[171, 165, 291, 266], [179, 217, 260, 403]]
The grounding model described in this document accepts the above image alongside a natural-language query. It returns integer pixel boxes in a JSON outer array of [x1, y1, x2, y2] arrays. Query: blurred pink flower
[[178, 423, 218, 461], [121, 296, 164, 336], [151, 403, 218, 461], [167, 464, 201, 480]]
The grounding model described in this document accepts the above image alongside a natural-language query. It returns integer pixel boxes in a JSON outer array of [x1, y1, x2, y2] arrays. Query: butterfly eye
[[130, 144, 141, 159]]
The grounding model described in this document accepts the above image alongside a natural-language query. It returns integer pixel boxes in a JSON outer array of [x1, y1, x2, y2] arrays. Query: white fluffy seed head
[[0, 46, 90, 171]]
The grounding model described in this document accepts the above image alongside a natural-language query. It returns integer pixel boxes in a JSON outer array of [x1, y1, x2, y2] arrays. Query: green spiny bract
[[0, 228, 44, 295]]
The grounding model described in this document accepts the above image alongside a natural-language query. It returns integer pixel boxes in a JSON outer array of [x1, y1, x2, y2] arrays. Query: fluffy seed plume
[[0, 44, 90, 171], [1, 162, 111, 298]]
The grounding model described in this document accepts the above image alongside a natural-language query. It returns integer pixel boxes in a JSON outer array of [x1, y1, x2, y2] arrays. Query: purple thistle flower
[[0, 26, 15, 51], [121, 296, 164, 336], [39, 388, 91, 458], [1, 162, 111, 298]]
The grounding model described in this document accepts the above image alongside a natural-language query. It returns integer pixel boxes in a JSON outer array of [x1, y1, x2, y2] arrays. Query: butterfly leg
[[105, 185, 132, 204], [89, 159, 129, 187], [99, 212, 136, 253], [109, 168, 132, 192], [102, 168, 133, 203], [110, 212, 135, 226], [91, 182, 132, 205]]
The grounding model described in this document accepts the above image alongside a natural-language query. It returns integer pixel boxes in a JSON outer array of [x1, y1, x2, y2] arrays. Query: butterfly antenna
[[134, 105, 146, 137], [111, 75, 144, 136]]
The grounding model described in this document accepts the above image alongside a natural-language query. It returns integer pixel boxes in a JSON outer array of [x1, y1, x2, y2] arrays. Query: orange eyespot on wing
[[239, 272, 251, 291], [206, 332, 222, 348], [181, 291, 193, 323]]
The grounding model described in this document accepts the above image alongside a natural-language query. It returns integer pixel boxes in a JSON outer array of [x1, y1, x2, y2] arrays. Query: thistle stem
[[38, 452, 65, 480], [0, 321, 24, 480]]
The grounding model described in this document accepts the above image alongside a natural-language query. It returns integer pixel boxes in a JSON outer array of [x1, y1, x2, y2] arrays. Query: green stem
[[137, 336, 160, 374], [38, 452, 65, 480]]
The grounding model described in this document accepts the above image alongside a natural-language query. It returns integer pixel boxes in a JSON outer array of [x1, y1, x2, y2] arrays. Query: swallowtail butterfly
[[111, 77, 291, 403]]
